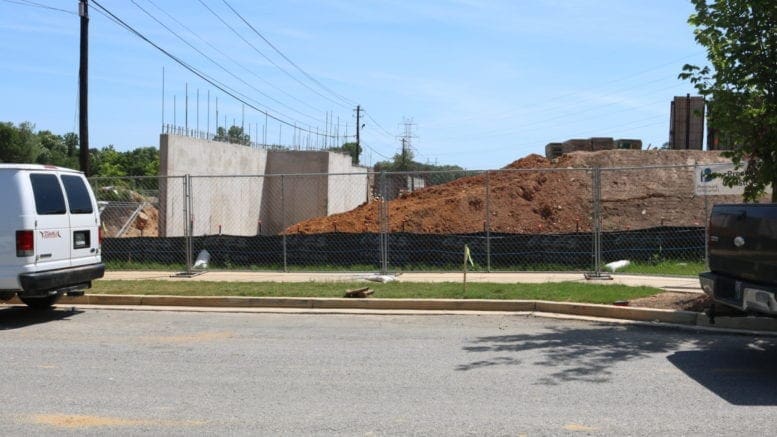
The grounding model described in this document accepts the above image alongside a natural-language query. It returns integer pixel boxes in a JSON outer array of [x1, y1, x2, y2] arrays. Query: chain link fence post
[[379, 171, 388, 275], [184, 174, 193, 275], [281, 174, 287, 272], [485, 170, 492, 272], [586, 167, 608, 279]]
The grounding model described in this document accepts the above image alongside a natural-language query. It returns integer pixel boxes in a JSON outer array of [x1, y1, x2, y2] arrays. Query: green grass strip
[[104, 260, 706, 276], [91, 280, 661, 305]]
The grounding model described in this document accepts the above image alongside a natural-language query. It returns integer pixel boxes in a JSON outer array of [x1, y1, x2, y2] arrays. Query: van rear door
[[61, 174, 100, 267], [29, 173, 71, 270]]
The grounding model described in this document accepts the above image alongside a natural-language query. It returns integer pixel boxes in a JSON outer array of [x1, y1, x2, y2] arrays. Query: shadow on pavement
[[667, 342, 777, 406], [456, 322, 777, 396], [0, 306, 83, 330], [456, 324, 689, 384]]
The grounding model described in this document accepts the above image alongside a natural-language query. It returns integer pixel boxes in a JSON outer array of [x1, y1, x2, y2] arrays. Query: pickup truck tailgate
[[708, 204, 777, 284]]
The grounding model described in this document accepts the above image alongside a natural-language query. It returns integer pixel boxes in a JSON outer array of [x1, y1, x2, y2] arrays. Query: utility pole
[[355, 105, 363, 162], [400, 137, 407, 170], [78, 0, 89, 175]]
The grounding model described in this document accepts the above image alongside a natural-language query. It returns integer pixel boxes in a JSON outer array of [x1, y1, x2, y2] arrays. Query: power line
[[425, 52, 706, 129], [89, 0, 336, 138], [142, 0, 328, 116], [1, 0, 75, 14], [221, 0, 355, 107], [431, 82, 687, 142], [425, 115, 669, 158], [364, 111, 395, 138], [361, 142, 392, 160], [129, 0, 320, 125], [196, 0, 351, 111]]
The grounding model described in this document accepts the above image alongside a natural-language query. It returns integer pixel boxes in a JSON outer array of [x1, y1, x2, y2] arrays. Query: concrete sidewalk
[[101, 270, 702, 293]]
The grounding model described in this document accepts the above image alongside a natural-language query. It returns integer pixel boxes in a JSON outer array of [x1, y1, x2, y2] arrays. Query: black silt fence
[[101, 226, 705, 270], [600, 226, 705, 263], [102, 236, 188, 265]]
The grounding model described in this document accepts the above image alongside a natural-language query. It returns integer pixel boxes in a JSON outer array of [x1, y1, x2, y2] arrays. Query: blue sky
[[0, 0, 707, 169]]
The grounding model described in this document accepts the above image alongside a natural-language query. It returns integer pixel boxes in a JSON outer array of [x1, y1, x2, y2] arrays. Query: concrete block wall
[[615, 139, 643, 150], [545, 137, 643, 158]]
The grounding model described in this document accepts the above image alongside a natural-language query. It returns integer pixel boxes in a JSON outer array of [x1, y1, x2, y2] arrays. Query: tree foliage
[[0, 121, 159, 177], [213, 125, 250, 145], [0, 121, 41, 163], [374, 151, 467, 186], [680, 0, 777, 201]]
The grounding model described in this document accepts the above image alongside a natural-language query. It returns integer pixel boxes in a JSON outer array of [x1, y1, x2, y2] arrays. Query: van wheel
[[20, 294, 62, 310]]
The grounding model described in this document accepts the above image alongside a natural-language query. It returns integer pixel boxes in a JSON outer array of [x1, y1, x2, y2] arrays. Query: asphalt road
[[1, 306, 776, 436]]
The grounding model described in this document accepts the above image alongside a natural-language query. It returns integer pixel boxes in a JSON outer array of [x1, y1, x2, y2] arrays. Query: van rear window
[[61, 175, 94, 214], [30, 174, 66, 215]]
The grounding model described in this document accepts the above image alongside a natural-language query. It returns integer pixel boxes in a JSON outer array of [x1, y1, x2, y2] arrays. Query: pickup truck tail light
[[16, 230, 34, 257]]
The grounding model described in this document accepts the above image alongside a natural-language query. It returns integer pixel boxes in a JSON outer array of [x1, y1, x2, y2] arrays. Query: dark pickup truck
[[700, 203, 777, 316]]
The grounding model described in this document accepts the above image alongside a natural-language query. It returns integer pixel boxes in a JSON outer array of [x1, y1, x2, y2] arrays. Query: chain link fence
[[92, 163, 734, 275]]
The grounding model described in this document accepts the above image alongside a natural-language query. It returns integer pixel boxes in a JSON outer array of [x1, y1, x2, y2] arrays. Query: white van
[[0, 164, 104, 309]]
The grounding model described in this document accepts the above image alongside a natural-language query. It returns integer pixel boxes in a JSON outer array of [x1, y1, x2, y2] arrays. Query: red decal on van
[[39, 230, 62, 239]]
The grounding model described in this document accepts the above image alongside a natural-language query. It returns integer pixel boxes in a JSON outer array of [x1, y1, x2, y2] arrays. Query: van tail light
[[16, 230, 34, 257], [98, 226, 103, 246]]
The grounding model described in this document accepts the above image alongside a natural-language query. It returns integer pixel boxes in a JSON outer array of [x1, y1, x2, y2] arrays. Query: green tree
[[213, 126, 227, 142], [63, 132, 78, 158], [227, 125, 249, 144], [92, 145, 126, 177], [122, 147, 159, 176], [374, 150, 467, 185], [36, 130, 72, 166], [0, 121, 40, 163], [680, 0, 777, 201], [214, 125, 249, 144]]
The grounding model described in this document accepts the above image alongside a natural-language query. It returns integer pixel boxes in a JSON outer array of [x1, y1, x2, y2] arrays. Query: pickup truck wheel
[[20, 294, 62, 310]]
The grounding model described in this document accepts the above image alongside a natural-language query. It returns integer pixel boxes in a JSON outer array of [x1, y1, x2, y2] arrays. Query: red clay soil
[[629, 292, 711, 312], [284, 149, 741, 235]]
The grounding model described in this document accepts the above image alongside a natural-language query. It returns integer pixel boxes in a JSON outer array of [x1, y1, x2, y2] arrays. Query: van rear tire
[[20, 294, 62, 310]]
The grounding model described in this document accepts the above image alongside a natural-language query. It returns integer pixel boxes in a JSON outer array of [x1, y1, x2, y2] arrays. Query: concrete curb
[[12, 294, 771, 334]]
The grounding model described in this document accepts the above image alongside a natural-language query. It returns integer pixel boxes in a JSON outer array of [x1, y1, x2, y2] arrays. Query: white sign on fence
[[694, 163, 745, 196]]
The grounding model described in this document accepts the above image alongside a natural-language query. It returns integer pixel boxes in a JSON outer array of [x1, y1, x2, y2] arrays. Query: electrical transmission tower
[[397, 117, 417, 171]]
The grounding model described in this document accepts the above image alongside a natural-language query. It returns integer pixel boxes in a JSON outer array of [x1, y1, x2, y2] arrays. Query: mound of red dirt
[[284, 149, 741, 235]]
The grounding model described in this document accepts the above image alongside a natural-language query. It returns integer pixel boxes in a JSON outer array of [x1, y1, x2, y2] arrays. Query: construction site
[[98, 147, 739, 237], [91, 136, 756, 273]]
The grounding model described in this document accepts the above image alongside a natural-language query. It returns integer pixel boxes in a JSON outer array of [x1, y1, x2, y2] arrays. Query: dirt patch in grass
[[628, 292, 711, 312]]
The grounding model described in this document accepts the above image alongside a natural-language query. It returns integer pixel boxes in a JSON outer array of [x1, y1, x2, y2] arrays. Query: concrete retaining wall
[[159, 135, 368, 236], [261, 151, 329, 235], [160, 135, 267, 236], [327, 152, 368, 216]]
